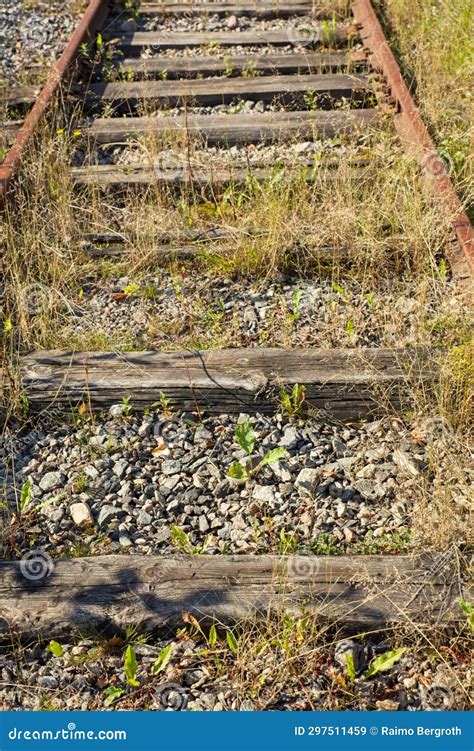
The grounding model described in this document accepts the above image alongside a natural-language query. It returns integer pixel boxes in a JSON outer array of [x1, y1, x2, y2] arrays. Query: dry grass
[[1, 605, 472, 710], [379, 0, 474, 210], [1, 114, 460, 349]]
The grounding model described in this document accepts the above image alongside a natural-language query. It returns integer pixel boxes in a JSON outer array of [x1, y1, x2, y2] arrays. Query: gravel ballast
[[0, 0, 78, 83], [3, 408, 469, 559], [56, 272, 467, 351], [0, 632, 469, 711]]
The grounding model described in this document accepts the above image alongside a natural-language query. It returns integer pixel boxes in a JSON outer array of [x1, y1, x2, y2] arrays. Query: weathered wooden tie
[[0, 553, 469, 638], [84, 74, 370, 109], [71, 157, 369, 187], [87, 109, 378, 145], [139, 2, 322, 18], [19, 348, 427, 419], [81, 226, 266, 256], [118, 51, 367, 78], [110, 27, 356, 50], [0, 85, 39, 108]]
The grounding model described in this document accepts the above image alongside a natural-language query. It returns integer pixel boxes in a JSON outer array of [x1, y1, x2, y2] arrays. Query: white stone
[[70, 502, 94, 527], [280, 427, 299, 448], [343, 527, 355, 543], [252, 485, 276, 504], [227, 14, 238, 29], [392, 449, 419, 477], [113, 460, 128, 479], [109, 403, 127, 418], [199, 515, 210, 533]]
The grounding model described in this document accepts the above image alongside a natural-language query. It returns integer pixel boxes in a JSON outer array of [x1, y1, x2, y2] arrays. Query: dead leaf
[[108, 636, 124, 648], [411, 425, 427, 444], [152, 444, 168, 456]]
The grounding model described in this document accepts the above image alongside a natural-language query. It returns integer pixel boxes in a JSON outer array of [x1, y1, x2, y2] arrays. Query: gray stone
[[90, 435, 108, 448], [199, 515, 210, 533], [119, 532, 133, 548], [161, 460, 181, 476], [109, 403, 128, 418], [162, 474, 181, 491], [155, 527, 172, 543], [280, 427, 299, 449], [38, 675, 59, 689], [333, 440, 350, 457], [138, 422, 151, 437], [214, 479, 230, 498], [325, 457, 358, 474], [137, 510, 152, 526], [271, 462, 292, 482], [295, 468, 320, 495], [97, 505, 121, 527], [39, 472, 64, 492], [113, 460, 128, 479], [195, 427, 213, 442], [46, 508, 65, 524], [354, 480, 380, 500], [392, 449, 419, 477]]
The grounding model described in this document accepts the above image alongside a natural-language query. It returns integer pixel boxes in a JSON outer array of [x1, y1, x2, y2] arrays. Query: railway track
[[0, 0, 472, 700]]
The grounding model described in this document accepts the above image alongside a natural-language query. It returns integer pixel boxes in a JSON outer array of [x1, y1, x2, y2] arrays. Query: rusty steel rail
[[352, 0, 473, 280], [0, 0, 109, 206]]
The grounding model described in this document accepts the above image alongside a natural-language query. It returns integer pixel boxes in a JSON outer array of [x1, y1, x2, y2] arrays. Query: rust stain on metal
[[0, 0, 110, 206], [352, 0, 473, 279]]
